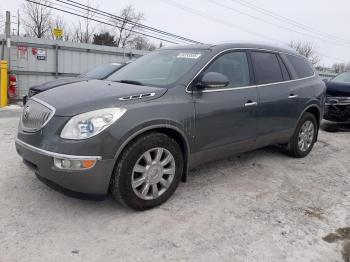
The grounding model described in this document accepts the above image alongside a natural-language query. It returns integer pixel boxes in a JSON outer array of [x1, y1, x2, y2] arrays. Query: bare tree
[[111, 5, 144, 48], [82, 0, 96, 43], [71, 21, 85, 43], [127, 36, 156, 51], [331, 63, 350, 74], [288, 40, 321, 66], [21, 0, 52, 38], [71, 1, 97, 43]]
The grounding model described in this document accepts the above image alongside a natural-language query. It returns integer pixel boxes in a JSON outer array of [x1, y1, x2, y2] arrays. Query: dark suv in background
[[324, 71, 350, 122], [16, 43, 326, 210], [23, 62, 126, 104]]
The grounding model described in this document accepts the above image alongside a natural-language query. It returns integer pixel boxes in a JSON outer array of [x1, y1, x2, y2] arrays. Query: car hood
[[326, 81, 350, 97], [34, 80, 167, 116], [30, 77, 89, 92]]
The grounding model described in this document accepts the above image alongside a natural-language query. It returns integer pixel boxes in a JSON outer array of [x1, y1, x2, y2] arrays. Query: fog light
[[54, 158, 97, 170]]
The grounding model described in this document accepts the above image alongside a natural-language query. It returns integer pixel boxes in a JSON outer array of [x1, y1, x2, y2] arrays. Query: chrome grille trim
[[15, 139, 102, 160], [21, 97, 56, 132]]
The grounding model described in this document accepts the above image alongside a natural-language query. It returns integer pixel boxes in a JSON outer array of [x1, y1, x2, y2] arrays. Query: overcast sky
[[2, 0, 350, 66]]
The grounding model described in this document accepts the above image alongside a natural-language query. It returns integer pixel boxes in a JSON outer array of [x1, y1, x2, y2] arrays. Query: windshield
[[80, 63, 123, 79], [332, 72, 350, 83], [107, 49, 207, 87]]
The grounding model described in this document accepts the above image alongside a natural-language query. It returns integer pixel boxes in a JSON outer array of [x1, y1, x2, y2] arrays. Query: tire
[[285, 112, 318, 158], [110, 132, 183, 211]]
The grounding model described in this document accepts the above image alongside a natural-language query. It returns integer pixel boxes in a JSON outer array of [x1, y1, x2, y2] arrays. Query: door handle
[[288, 94, 298, 99], [244, 101, 258, 107]]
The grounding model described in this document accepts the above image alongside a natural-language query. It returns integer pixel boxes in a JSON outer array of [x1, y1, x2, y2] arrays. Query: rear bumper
[[15, 139, 115, 195]]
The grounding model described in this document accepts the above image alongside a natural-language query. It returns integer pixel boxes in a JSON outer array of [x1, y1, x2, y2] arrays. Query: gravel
[[1, 108, 349, 262]]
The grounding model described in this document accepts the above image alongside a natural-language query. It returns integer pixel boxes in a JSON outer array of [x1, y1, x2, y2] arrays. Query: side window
[[251, 52, 283, 85], [285, 54, 315, 79], [203, 52, 250, 88]]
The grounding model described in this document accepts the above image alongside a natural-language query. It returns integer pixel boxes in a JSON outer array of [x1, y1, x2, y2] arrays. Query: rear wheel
[[285, 112, 317, 158], [110, 132, 183, 211]]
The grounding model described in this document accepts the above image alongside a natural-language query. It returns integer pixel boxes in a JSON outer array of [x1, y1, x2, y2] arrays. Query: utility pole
[[0, 12, 4, 60], [5, 11, 10, 40], [4, 11, 11, 68], [17, 9, 20, 36]]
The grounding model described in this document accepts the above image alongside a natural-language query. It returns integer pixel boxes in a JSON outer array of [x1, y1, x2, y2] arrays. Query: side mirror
[[197, 72, 229, 89]]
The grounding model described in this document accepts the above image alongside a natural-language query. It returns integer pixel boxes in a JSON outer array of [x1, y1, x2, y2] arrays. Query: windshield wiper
[[115, 80, 144, 86]]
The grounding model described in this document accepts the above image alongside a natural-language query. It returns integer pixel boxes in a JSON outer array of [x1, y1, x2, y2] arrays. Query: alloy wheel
[[131, 147, 176, 200], [298, 120, 315, 152]]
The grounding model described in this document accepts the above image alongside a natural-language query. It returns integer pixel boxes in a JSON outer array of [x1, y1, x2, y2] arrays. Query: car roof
[[162, 42, 299, 56]]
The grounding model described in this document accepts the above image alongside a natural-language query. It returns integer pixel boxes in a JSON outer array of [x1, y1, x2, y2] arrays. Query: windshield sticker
[[177, 53, 202, 59]]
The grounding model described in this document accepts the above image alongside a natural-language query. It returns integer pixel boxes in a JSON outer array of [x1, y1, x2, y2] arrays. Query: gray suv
[[15, 43, 326, 210]]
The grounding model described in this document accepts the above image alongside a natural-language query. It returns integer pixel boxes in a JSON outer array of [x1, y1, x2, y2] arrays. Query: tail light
[[8, 74, 17, 98]]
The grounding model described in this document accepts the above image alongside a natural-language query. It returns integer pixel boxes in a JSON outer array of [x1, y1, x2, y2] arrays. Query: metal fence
[[0, 35, 148, 98], [317, 71, 337, 80]]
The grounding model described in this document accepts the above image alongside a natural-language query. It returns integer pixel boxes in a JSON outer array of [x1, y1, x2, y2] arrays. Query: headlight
[[60, 108, 126, 139]]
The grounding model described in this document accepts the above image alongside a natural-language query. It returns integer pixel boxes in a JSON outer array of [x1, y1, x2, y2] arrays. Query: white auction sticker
[[177, 53, 202, 59]]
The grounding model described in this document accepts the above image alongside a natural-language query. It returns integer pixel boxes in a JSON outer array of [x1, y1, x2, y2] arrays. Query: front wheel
[[285, 112, 318, 158], [110, 132, 183, 211]]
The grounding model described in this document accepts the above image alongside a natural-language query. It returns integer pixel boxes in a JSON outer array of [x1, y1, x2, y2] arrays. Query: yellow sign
[[53, 28, 63, 38]]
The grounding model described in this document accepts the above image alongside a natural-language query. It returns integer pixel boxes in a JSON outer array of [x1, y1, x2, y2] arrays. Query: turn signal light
[[81, 160, 96, 169]]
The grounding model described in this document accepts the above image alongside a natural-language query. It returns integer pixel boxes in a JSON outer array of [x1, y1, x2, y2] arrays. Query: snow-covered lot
[[1, 107, 349, 262]]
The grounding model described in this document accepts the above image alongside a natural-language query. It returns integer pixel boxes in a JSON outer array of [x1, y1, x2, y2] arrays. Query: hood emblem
[[119, 92, 156, 101]]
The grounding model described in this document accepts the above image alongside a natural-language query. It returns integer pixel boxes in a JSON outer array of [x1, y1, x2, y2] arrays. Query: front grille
[[21, 99, 54, 132], [326, 96, 350, 105]]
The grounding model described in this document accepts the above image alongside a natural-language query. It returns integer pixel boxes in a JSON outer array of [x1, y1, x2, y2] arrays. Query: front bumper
[[324, 98, 350, 122], [15, 139, 115, 195]]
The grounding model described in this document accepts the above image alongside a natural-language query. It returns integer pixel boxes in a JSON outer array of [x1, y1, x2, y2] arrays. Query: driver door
[[192, 51, 259, 165]]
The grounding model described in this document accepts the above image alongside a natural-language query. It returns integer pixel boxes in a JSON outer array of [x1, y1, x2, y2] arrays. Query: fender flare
[[295, 103, 322, 141], [113, 122, 191, 182], [296, 103, 322, 126]]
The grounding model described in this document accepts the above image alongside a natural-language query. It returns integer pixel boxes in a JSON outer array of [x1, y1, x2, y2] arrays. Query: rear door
[[250, 51, 300, 146], [193, 51, 258, 164]]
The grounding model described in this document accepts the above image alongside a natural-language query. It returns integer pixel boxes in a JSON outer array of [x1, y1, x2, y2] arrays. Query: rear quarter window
[[285, 54, 315, 79]]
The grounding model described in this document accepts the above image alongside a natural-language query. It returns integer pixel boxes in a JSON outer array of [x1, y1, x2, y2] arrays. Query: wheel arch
[[297, 104, 321, 141], [305, 106, 321, 127], [113, 124, 191, 183]]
